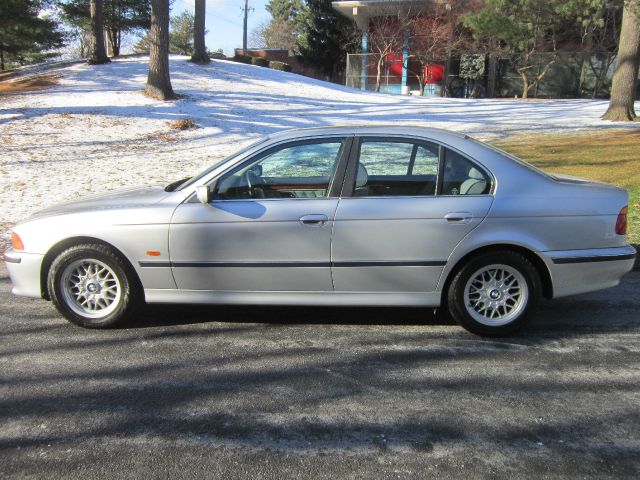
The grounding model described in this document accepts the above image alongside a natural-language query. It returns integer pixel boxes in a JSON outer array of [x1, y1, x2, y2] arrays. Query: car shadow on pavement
[[130, 304, 456, 329]]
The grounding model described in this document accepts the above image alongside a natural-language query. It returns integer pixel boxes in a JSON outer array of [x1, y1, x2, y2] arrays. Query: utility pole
[[242, 0, 249, 53]]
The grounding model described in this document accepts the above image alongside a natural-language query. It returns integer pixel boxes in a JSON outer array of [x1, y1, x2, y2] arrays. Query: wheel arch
[[440, 243, 553, 305], [40, 236, 143, 301]]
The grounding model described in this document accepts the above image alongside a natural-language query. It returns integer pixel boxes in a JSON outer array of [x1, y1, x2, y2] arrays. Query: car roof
[[264, 125, 471, 143]]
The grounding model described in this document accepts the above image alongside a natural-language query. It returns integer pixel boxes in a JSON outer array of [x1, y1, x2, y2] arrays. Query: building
[[332, 0, 445, 95]]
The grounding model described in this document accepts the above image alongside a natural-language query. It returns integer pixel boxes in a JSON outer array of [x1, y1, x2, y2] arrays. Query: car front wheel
[[48, 244, 140, 328], [447, 251, 542, 336]]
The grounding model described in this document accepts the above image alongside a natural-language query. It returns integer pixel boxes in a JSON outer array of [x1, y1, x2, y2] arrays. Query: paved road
[[1, 265, 639, 479]]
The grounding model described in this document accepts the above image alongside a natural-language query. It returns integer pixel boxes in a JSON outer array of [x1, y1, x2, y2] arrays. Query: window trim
[[341, 135, 494, 199]]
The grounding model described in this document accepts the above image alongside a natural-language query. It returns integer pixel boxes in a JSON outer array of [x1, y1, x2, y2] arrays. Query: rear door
[[331, 136, 494, 293]]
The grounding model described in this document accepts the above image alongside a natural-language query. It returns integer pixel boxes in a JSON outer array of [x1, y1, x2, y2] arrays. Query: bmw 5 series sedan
[[4, 126, 636, 336]]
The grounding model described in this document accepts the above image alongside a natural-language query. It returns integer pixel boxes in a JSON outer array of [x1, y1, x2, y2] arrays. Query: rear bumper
[[543, 246, 636, 298], [3, 249, 45, 298]]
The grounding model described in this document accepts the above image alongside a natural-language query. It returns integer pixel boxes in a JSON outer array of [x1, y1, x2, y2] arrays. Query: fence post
[[401, 31, 409, 95], [361, 31, 368, 91]]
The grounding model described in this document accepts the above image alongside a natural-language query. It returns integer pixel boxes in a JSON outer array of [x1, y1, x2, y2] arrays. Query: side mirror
[[195, 180, 217, 204], [195, 185, 211, 204]]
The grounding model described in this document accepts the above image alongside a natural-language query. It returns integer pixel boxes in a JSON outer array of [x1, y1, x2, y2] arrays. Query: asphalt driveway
[[1, 264, 639, 479]]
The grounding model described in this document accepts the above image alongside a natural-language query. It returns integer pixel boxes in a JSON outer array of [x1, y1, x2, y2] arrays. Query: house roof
[[332, 0, 430, 29]]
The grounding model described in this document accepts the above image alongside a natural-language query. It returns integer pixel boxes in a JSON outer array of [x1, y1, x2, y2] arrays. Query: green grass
[[492, 130, 640, 244]]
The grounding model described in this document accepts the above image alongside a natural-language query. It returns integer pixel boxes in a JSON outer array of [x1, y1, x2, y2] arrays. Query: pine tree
[[61, 0, 150, 57], [145, 0, 175, 100], [132, 31, 150, 54], [0, 0, 64, 70], [190, 0, 209, 63], [254, 0, 306, 53], [88, 0, 109, 64], [464, 0, 570, 99], [169, 11, 194, 55], [298, 0, 357, 80], [267, 0, 306, 23]]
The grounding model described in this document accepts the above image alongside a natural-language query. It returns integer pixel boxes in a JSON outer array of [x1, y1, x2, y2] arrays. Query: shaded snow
[[1, 55, 639, 236]]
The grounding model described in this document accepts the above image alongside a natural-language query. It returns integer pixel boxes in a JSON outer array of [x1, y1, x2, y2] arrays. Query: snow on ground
[[1, 55, 639, 244]]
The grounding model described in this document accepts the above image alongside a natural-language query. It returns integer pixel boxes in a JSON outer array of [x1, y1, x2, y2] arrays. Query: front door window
[[215, 140, 346, 200]]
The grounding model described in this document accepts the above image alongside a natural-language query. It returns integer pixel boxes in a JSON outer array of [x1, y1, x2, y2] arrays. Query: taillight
[[11, 231, 25, 251], [615, 206, 628, 235]]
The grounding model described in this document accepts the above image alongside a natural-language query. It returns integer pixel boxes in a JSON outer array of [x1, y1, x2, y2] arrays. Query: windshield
[[176, 137, 270, 190]]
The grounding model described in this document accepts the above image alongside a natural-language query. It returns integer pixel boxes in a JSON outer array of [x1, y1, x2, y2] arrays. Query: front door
[[331, 137, 494, 293], [170, 137, 351, 292]]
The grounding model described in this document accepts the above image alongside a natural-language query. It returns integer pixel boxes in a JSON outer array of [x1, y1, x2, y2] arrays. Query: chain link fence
[[346, 51, 639, 99]]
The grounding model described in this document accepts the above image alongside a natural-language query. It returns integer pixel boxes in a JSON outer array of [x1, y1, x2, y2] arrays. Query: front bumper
[[3, 249, 45, 298], [543, 245, 636, 298]]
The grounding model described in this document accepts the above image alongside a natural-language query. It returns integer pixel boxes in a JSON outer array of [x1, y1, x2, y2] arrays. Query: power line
[[174, 0, 243, 27]]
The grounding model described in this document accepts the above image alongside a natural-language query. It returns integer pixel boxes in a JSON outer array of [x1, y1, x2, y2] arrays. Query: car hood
[[28, 185, 173, 220]]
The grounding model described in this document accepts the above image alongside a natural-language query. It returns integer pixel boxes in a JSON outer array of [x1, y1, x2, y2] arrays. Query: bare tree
[[367, 14, 405, 92], [408, 2, 468, 96], [190, 0, 209, 63], [88, 0, 109, 64], [253, 17, 300, 53], [145, 0, 175, 100], [603, 0, 639, 121], [249, 20, 268, 49]]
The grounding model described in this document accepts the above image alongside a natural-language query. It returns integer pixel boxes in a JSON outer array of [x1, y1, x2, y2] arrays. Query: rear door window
[[353, 140, 440, 196]]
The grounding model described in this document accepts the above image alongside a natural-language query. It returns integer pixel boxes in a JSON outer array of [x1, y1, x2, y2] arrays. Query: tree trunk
[[487, 54, 497, 98], [88, 0, 110, 64], [191, 0, 210, 63], [526, 56, 557, 97], [0, 48, 4, 71], [470, 78, 479, 98], [108, 27, 121, 57], [593, 54, 612, 99], [375, 55, 384, 92], [443, 55, 452, 97], [518, 67, 529, 99], [145, 0, 175, 100], [106, 28, 119, 57], [602, 0, 640, 121], [417, 72, 425, 96]]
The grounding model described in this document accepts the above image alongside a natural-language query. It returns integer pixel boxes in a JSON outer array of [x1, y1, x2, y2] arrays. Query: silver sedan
[[4, 126, 636, 336]]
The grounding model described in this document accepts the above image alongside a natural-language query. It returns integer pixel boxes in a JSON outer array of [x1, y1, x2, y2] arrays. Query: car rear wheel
[[48, 244, 140, 328], [447, 251, 541, 336]]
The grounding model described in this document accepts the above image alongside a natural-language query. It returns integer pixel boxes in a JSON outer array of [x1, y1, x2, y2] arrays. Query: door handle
[[299, 214, 328, 226], [444, 212, 473, 224]]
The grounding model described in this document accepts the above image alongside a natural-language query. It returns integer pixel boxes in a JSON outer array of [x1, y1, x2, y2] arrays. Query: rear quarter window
[[441, 149, 491, 195]]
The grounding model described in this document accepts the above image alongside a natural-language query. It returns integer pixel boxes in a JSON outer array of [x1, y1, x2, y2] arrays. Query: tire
[[47, 244, 140, 328], [447, 250, 542, 337]]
